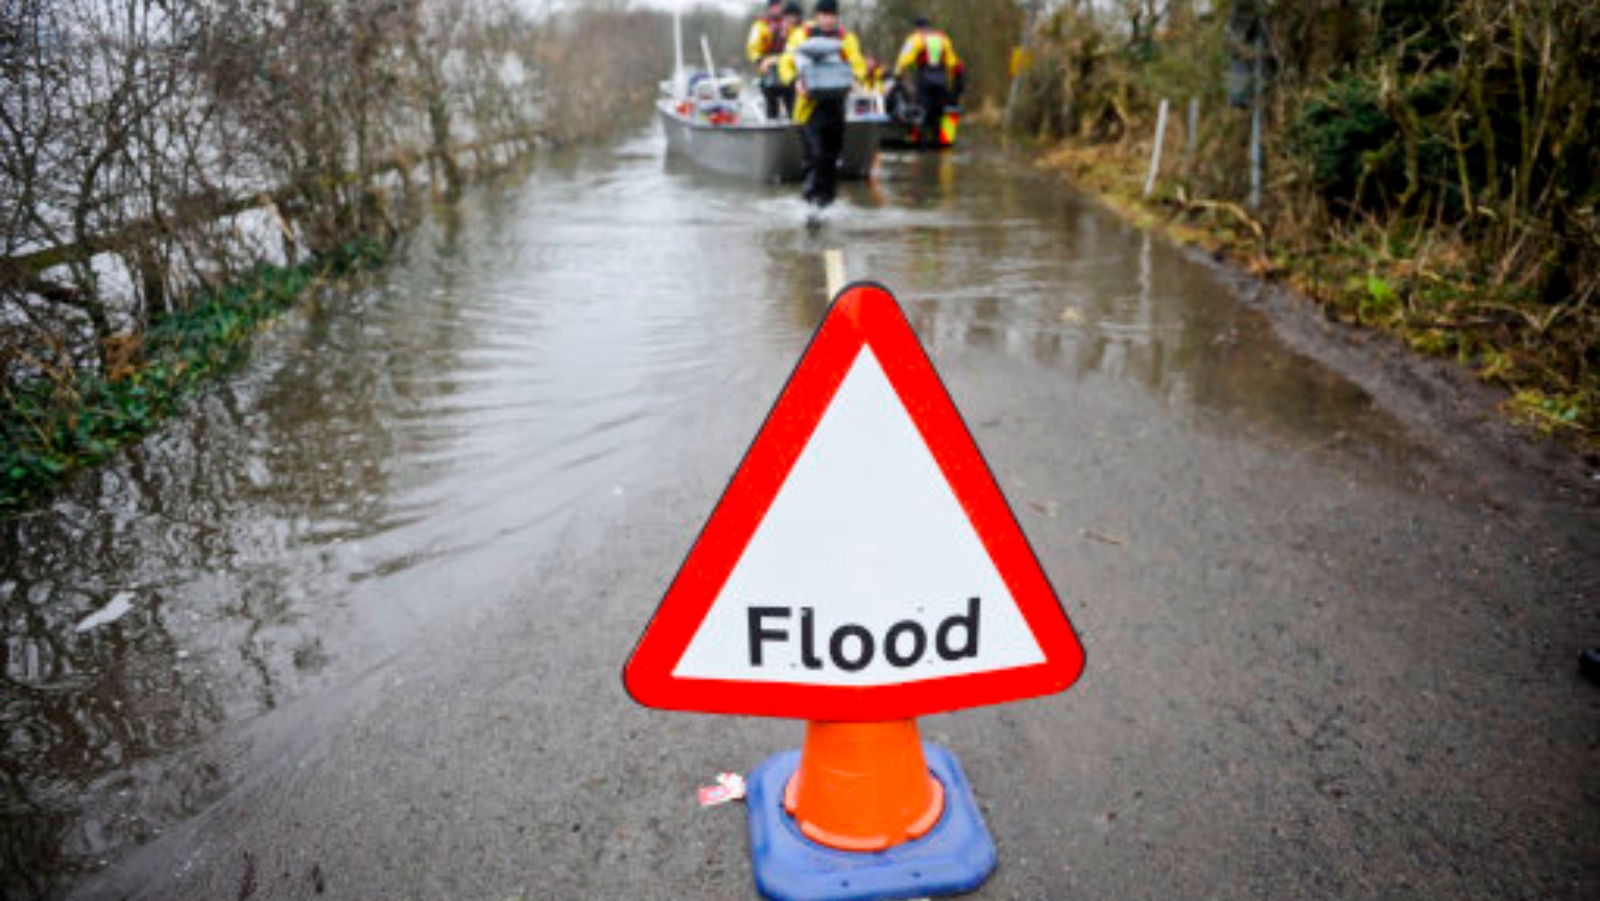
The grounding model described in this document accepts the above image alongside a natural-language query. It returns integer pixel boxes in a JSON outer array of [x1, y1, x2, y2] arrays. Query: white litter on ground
[[697, 772, 747, 807], [74, 591, 137, 633]]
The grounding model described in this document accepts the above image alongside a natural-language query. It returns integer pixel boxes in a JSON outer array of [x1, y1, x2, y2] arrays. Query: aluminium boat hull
[[657, 100, 882, 183]]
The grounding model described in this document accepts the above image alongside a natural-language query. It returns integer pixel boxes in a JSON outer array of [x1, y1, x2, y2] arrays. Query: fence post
[[1186, 96, 1199, 161], [1248, 40, 1264, 210], [1002, 2, 1038, 136], [1144, 98, 1170, 199]]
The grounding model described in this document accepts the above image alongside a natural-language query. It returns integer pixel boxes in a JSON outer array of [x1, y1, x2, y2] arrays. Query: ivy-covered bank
[[2, 0, 707, 515], [1, 241, 387, 513]]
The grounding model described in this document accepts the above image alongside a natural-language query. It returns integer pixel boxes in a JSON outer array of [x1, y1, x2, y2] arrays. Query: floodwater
[[1, 131, 1589, 900]]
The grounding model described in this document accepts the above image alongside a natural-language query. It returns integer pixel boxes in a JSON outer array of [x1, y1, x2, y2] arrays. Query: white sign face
[[672, 347, 1046, 686]]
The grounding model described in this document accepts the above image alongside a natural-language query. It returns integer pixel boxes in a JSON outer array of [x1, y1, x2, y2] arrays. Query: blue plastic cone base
[[745, 743, 997, 901]]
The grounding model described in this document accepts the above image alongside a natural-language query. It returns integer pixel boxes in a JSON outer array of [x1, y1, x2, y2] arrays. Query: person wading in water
[[893, 15, 964, 147], [780, 0, 867, 222]]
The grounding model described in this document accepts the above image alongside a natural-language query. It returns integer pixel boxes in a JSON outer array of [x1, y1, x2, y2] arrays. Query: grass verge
[[1036, 142, 1598, 458]]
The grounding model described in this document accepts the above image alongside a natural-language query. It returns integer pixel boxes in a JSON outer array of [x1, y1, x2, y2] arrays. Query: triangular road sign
[[625, 283, 1084, 720]]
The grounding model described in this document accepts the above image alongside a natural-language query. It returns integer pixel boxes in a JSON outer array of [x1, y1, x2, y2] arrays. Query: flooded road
[[4, 131, 1597, 900]]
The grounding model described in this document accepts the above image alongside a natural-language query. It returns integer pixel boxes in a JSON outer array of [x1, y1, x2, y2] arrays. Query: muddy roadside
[[1033, 144, 1600, 515], [1205, 246, 1599, 512]]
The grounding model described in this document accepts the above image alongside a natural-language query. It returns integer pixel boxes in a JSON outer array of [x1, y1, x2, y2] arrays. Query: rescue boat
[[658, 29, 884, 183]]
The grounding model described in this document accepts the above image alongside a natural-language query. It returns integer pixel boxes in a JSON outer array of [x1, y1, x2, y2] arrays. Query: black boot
[[1581, 648, 1600, 684]]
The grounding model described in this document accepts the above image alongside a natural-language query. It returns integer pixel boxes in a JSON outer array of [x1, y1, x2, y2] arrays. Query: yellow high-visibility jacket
[[894, 28, 964, 80], [747, 16, 787, 65], [778, 23, 867, 124]]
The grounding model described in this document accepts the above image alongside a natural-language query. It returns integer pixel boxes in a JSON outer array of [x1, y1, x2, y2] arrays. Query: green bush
[[1289, 70, 1457, 216]]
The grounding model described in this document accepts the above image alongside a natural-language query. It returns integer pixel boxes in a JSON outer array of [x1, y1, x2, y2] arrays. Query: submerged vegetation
[[1005, 0, 1598, 452], [1, 241, 386, 513]]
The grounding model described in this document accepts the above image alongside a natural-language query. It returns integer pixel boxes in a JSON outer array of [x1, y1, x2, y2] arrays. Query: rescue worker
[[893, 16, 964, 147], [780, 0, 867, 216], [862, 56, 887, 95], [747, 1, 801, 120]]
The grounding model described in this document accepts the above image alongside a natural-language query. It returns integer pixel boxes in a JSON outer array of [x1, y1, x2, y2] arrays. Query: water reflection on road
[[1, 131, 1405, 897]]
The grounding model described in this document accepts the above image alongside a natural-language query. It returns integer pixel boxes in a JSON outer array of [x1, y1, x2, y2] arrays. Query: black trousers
[[917, 76, 949, 146], [802, 98, 847, 207], [761, 83, 795, 120]]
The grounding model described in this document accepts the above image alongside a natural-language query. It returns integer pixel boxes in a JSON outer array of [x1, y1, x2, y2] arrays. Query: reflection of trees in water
[[0, 206, 487, 895], [0, 562, 222, 898], [891, 190, 1391, 450]]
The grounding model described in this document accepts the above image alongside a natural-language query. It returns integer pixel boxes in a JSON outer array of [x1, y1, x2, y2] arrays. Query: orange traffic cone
[[782, 719, 946, 852], [745, 722, 996, 900]]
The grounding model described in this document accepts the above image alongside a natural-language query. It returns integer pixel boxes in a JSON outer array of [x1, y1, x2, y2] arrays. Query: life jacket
[[758, 15, 789, 56], [915, 30, 952, 87], [795, 23, 855, 99], [755, 15, 791, 87]]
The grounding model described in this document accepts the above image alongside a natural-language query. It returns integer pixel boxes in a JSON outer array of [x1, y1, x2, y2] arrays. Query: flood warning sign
[[624, 283, 1083, 720]]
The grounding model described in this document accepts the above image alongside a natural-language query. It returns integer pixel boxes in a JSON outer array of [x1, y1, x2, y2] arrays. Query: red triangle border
[[624, 282, 1084, 720]]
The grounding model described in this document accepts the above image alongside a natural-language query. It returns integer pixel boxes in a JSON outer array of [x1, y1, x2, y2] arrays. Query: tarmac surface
[[11, 133, 1597, 900]]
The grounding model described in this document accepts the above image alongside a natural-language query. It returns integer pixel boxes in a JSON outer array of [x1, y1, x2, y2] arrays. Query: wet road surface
[[4, 132, 1598, 900]]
